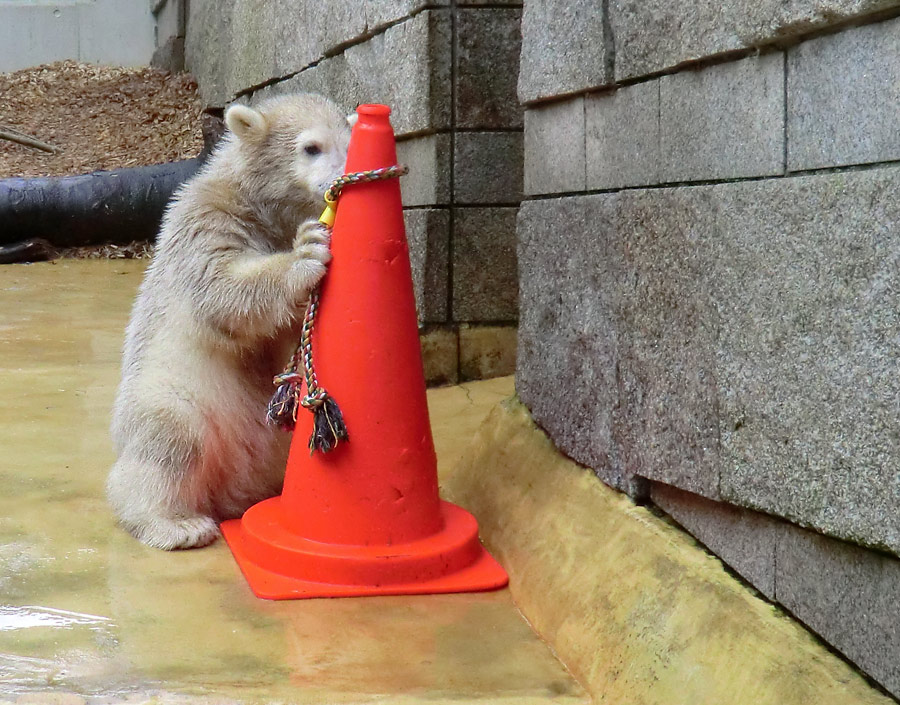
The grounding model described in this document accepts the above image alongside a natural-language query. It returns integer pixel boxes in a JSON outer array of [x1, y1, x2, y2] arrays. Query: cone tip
[[357, 104, 391, 117]]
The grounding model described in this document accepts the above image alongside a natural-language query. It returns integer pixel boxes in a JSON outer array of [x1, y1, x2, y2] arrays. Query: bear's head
[[224, 93, 353, 210]]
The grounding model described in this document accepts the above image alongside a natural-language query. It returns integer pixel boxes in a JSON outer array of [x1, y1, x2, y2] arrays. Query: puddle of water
[[0, 605, 112, 631]]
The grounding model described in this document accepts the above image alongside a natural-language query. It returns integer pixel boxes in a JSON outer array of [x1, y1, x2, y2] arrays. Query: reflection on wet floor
[[0, 261, 584, 704]]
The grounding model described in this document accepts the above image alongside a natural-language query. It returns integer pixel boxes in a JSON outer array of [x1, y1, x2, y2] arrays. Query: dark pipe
[[0, 158, 202, 247], [0, 238, 57, 264]]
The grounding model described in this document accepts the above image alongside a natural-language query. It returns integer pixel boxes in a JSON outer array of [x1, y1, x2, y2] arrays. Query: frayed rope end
[[309, 395, 349, 454], [266, 373, 301, 431], [266, 379, 348, 455]]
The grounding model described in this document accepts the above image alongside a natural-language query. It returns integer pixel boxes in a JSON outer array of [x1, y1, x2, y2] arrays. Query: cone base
[[221, 499, 508, 600]]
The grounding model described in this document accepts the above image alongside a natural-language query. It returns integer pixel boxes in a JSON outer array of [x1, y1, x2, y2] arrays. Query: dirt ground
[[0, 60, 204, 178]]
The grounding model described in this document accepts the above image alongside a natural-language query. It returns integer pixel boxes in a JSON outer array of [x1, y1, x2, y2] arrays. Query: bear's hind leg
[[107, 444, 220, 550]]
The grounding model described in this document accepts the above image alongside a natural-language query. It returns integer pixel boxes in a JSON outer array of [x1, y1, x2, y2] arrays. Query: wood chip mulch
[[0, 238, 153, 265], [60, 240, 153, 259], [0, 60, 204, 179]]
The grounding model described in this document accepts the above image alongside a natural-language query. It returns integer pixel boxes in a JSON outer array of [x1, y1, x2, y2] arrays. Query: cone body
[[222, 104, 508, 599]]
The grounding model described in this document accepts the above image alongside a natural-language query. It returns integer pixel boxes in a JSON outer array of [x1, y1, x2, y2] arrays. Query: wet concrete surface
[[0, 261, 584, 704]]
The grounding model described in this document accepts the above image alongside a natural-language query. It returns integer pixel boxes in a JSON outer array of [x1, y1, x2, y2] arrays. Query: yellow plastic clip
[[318, 193, 337, 228]]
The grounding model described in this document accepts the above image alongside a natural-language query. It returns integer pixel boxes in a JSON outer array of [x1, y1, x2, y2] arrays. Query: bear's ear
[[225, 104, 268, 142], [346, 113, 358, 128]]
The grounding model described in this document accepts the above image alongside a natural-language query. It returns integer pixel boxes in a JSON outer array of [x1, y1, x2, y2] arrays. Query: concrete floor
[[0, 260, 584, 705]]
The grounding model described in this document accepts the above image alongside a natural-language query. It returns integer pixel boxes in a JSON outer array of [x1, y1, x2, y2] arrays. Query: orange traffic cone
[[221, 104, 509, 599]]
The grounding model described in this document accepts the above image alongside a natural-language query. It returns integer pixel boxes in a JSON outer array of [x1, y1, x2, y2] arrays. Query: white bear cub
[[107, 94, 352, 550]]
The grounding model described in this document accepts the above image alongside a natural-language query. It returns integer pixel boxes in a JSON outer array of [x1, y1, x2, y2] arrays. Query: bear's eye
[[304, 144, 322, 157]]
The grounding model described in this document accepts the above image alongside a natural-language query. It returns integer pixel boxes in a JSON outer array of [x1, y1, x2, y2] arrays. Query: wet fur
[[107, 94, 351, 550]]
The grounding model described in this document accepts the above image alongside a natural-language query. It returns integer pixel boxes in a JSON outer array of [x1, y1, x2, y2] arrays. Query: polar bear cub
[[107, 94, 352, 550]]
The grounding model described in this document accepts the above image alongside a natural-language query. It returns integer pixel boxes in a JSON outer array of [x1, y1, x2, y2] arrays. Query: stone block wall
[[184, 2, 523, 385], [517, 2, 900, 696]]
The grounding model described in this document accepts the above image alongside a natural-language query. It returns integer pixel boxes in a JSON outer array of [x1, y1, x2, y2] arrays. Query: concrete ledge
[[443, 399, 890, 705], [652, 482, 900, 697]]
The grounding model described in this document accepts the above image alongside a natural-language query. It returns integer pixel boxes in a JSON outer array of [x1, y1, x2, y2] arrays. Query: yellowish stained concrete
[[443, 401, 891, 705], [0, 261, 582, 705]]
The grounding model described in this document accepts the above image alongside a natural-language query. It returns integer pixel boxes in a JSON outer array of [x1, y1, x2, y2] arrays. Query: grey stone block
[[185, 0, 236, 106], [518, 0, 611, 103], [651, 484, 780, 599], [456, 8, 523, 129], [279, 2, 441, 83], [404, 208, 450, 323], [262, 52, 347, 107], [454, 132, 524, 205], [310, 3, 369, 60], [524, 98, 586, 195], [518, 168, 900, 549], [586, 81, 660, 190], [452, 207, 518, 322], [659, 53, 784, 182], [226, 0, 280, 97], [345, 9, 451, 136], [788, 16, 900, 171], [263, 9, 452, 136], [186, 0, 441, 103], [365, 1, 443, 29], [519, 190, 720, 497], [712, 170, 900, 556], [776, 528, 900, 698], [517, 197, 626, 490], [521, 190, 721, 497], [612, 188, 721, 498], [396, 134, 451, 207], [270, 0, 335, 83], [610, 0, 898, 82], [187, 0, 300, 104]]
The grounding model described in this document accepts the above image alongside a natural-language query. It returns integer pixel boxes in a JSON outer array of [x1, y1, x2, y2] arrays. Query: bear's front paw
[[294, 219, 331, 265], [290, 220, 330, 293]]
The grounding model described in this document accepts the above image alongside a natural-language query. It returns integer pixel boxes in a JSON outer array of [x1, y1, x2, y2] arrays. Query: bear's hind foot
[[129, 514, 220, 550]]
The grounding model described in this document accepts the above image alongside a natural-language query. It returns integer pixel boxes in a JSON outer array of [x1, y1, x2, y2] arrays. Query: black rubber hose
[[0, 158, 201, 247]]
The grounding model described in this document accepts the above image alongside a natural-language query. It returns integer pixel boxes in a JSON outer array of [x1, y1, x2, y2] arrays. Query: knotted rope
[[267, 164, 408, 454]]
